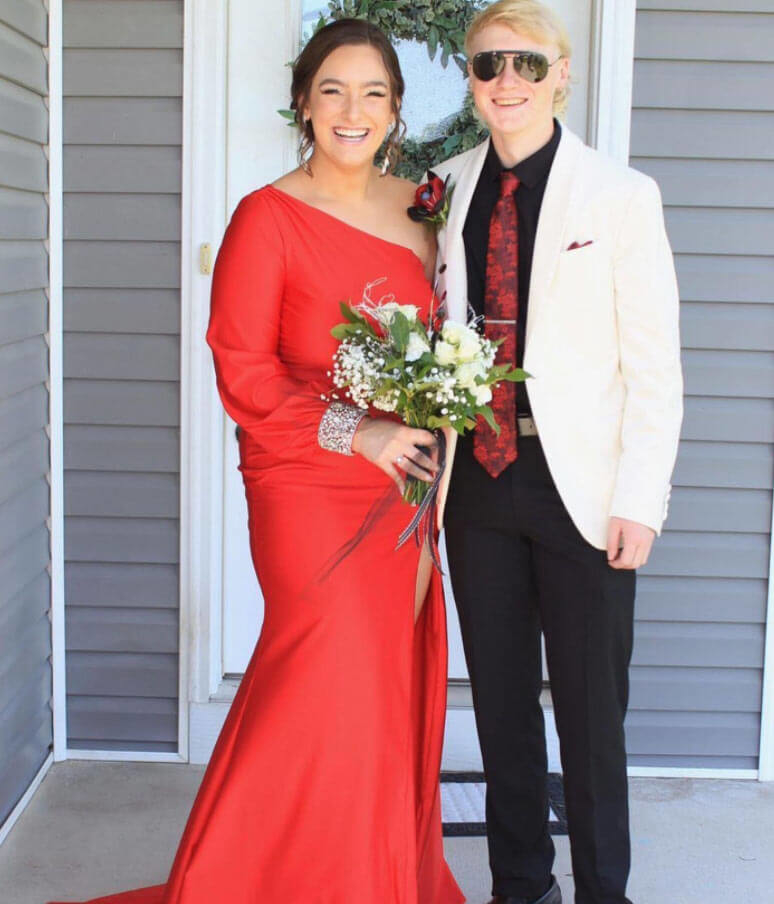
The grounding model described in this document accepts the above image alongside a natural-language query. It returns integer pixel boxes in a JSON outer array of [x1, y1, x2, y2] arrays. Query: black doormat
[[441, 772, 567, 837]]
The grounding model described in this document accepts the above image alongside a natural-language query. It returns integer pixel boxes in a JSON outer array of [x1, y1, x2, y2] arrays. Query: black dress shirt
[[462, 118, 562, 418]]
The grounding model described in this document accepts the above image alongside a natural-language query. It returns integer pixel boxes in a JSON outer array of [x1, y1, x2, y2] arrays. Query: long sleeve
[[205, 191, 333, 462], [608, 175, 684, 534]]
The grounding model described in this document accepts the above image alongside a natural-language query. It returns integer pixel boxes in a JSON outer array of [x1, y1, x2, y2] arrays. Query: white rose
[[442, 321, 482, 362], [375, 302, 419, 326], [455, 360, 487, 389], [441, 321, 468, 343], [471, 383, 492, 405], [456, 331, 483, 362], [405, 332, 431, 362], [435, 340, 458, 366]]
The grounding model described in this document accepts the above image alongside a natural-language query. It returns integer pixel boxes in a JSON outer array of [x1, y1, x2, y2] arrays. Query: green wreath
[[326, 0, 477, 72], [281, 0, 489, 181]]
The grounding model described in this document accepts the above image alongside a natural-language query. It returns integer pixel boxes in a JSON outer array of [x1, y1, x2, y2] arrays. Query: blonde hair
[[465, 0, 572, 117]]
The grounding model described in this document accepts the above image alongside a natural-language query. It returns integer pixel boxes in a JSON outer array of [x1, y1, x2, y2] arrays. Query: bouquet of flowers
[[327, 279, 529, 508]]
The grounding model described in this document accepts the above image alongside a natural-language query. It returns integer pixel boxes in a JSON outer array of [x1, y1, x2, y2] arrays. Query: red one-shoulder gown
[[47, 185, 465, 904]]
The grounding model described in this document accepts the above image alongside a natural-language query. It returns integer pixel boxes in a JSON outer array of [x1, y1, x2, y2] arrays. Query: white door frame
[[588, 0, 637, 161], [178, 0, 230, 760], [178, 0, 773, 778], [179, 0, 301, 763], [48, 0, 66, 763], [178, 0, 635, 766]]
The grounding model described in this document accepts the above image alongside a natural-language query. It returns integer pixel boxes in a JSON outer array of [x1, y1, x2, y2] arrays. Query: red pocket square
[[566, 239, 594, 250]]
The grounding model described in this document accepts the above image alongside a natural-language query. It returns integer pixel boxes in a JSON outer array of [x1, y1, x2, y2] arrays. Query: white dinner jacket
[[432, 123, 684, 550]]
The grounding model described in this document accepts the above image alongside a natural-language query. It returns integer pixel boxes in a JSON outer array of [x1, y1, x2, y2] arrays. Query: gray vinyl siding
[[62, 0, 183, 751], [627, 0, 774, 769], [0, 0, 53, 825]]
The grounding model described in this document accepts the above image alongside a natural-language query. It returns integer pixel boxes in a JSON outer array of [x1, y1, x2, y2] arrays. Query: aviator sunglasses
[[471, 49, 563, 83]]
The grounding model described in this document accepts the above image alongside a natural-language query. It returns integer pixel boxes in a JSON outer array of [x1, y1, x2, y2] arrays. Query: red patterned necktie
[[473, 170, 520, 478]]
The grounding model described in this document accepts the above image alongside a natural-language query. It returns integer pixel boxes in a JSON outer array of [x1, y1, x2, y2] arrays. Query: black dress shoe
[[487, 873, 562, 904]]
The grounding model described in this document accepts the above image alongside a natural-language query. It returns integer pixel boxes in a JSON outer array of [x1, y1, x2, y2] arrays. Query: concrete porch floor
[[0, 761, 771, 903]]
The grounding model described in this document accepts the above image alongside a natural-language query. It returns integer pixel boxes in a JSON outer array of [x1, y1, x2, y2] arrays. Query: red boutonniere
[[407, 171, 453, 229]]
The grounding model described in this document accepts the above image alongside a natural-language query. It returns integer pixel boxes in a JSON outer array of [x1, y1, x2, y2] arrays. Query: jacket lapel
[[525, 124, 585, 349], [441, 137, 490, 323]]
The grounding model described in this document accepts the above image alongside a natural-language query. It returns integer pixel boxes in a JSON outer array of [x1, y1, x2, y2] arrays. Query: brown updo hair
[[290, 18, 407, 176]]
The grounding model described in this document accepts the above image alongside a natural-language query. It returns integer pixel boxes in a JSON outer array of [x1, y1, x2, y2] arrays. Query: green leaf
[[427, 24, 439, 60], [339, 301, 363, 324], [277, 108, 296, 121], [390, 311, 411, 350], [477, 405, 501, 436], [441, 134, 462, 156], [331, 324, 352, 340], [500, 367, 531, 382]]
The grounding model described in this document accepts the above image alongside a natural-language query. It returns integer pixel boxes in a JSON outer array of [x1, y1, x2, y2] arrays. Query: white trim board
[[758, 480, 774, 781], [588, 0, 636, 161], [64, 750, 185, 763], [47, 0, 67, 763], [179, 0, 301, 762], [628, 767, 758, 781], [177, 0, 232, 764], [0, 753, 53, 847]]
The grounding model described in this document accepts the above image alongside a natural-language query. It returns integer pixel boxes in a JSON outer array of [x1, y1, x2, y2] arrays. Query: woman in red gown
[[47, 18, 465, 904]]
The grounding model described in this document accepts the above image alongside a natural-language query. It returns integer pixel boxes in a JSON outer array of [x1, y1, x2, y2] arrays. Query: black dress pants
[[444, 433, 635, 904]]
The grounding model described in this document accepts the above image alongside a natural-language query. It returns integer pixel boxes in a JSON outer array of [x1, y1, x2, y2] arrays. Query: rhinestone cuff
[[317, 402, 367, 456]]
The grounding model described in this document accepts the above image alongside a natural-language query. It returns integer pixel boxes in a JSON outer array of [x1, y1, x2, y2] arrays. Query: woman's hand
[[352, 417, 440, 495]]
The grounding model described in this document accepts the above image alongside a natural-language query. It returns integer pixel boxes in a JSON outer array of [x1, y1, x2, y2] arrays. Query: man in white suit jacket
[[433, 3, 683, 904]]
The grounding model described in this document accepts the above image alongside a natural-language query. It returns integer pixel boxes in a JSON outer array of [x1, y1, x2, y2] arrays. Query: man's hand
[[606, 517, 655, 570]]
